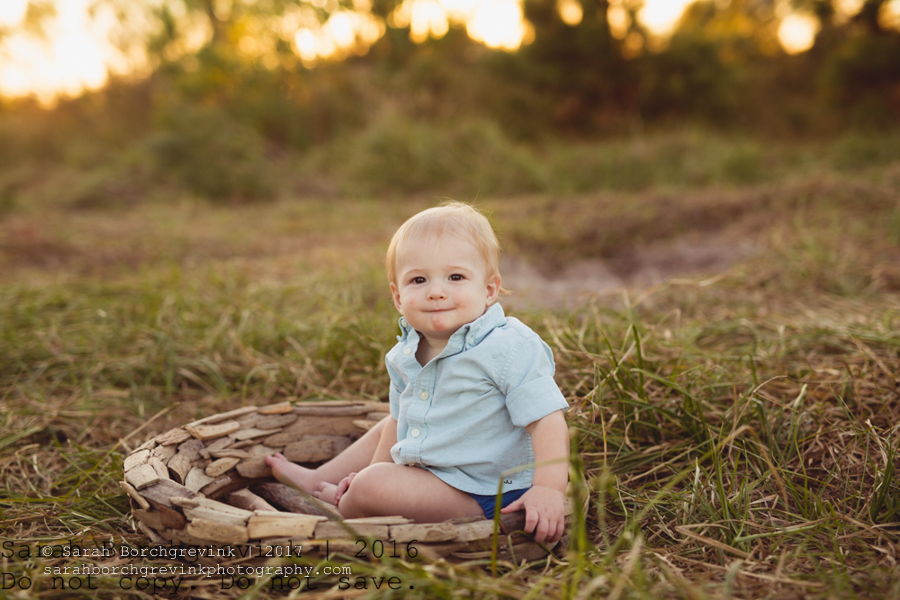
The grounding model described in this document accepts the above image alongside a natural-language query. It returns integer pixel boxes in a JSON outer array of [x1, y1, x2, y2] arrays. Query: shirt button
[[403, 348, 412, 355], [399, 318, 407, 327], [411, 428, 420, 438], [419, 391, 428, 400], [466, 338, 474, 346]]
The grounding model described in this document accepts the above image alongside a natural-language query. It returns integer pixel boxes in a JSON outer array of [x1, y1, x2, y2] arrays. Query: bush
[[145, 106, 275, 200], [332, 116, 546, 196], [638, 34, 740, 122], [544, 132, 767, 193], [720, 143, 764, 184], [831, 132, 900, 171], [57, 166, 145, 210], [819, 34, 900, 127]]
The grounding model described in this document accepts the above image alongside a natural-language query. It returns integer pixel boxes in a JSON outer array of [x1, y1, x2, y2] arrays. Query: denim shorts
[[469, 488, 530, 520]]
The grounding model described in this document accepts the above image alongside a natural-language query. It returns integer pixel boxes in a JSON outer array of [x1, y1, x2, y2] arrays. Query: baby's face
[[390, 234, 500, 345]]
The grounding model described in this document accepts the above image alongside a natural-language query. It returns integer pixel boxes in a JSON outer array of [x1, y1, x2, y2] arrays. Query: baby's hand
[[334, 472, 357, 504], [500, 485, 565, 544]]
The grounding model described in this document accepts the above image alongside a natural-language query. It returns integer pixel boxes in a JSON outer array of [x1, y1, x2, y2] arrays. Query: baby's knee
[[338, 464, 393, 516]]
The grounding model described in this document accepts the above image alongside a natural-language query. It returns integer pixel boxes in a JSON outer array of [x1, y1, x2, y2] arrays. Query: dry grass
[[1, 164, 899, 599]]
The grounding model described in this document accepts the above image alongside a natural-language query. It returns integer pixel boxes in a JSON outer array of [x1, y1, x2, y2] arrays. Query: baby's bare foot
[[313, 482, 339, 505], [265, 453, 319, 495]]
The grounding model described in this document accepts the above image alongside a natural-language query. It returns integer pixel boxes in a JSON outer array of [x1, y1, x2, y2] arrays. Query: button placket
[[407, 359, 436, 466]]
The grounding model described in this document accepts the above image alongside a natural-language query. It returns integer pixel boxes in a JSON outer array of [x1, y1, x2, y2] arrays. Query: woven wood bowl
[[122, 401, 571, 562]]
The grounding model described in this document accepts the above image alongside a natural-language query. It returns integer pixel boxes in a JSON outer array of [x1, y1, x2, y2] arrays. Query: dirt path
[[1, 204, 756, 309], [502, 231, 756, 309]]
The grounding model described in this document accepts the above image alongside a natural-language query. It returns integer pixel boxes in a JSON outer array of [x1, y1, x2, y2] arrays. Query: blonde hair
[[386, 202, 504, 289]]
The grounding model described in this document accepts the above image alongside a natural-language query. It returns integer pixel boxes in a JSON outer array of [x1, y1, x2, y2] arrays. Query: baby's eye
[[449, 274, 464, 281], [412, 276, 426, 284]]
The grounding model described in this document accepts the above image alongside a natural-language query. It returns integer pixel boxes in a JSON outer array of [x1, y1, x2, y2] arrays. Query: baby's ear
[[390, 282, 403, 311], [485, 275, 501, 305]]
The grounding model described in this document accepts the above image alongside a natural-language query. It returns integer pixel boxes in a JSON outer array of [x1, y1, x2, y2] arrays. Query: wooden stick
[[251, 482, 342, 520], [227, 489, 278, 512]]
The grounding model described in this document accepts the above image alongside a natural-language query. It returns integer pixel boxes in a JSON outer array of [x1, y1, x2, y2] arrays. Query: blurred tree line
[[0, 0, 898, 203]]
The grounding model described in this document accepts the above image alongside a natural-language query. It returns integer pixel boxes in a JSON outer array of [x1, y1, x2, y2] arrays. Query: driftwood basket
[[122, 401, 572, 562]]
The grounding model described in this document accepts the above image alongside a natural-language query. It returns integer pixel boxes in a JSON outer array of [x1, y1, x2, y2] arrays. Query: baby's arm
[[501, 409, 569, 544], [370, 416, 398, 464]]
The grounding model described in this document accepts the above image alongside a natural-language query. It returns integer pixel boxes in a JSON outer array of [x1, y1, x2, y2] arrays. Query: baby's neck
[[415, 333, 453, 366]]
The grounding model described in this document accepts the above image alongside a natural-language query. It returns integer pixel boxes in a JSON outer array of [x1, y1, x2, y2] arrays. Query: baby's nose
[[427, 286, 447, 300]]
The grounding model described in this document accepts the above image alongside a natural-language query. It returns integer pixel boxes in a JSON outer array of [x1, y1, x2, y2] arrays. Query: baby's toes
[[264, 452, 285, 466], [315, 483, 338, 505]]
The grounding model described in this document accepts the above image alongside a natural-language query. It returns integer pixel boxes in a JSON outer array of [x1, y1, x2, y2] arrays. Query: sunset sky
[[1, 0, 894, 103]]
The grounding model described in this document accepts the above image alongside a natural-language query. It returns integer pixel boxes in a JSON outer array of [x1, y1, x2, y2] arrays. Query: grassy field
[[1, 136, 899, 599]]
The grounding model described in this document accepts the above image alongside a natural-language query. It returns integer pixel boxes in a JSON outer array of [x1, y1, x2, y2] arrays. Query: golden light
[[390, 0, 450, 43], [1, 0, 748, 99], [0, 1, 28, 26], [294, 9, 385, 63], [328, 12, 356, 47], [834, 0, 865, 23], [440, 0, 479, 22], [557, 0, 583, 27], [294, 29, 319, 62], [0, 0, 118, 103], [466, 0, 532, 51], [607, 3, 631, 40], [389, 0, 532, 49], [778, 13, 819, 55], [881, 0, 900, 31], [638, 0, 694, 36]]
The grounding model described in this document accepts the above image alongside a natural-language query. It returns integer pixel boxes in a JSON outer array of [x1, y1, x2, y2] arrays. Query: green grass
[[1, 144, 900, 598]]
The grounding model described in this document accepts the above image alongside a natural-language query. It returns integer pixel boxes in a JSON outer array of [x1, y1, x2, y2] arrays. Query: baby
[[266, 202, 570, 544]]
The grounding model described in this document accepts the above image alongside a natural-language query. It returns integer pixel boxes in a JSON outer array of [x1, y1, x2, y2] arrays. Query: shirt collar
[[458, 303, 506, 347], [396, 303, 507, 350]]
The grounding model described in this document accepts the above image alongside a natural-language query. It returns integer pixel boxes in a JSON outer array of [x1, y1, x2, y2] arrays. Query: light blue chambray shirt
[[385, 303, 568, 495]]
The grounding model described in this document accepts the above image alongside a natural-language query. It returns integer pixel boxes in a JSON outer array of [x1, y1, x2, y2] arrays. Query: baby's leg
[[265, 417, 389, 495], [338, 463, 483, 522], [265, 453, 320, 494]]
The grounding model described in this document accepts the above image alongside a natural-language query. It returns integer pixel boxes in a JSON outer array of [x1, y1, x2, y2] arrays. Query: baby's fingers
[[500, 497, 525, 514], [334, 473, 357, 503], [532, 513, 551, 543], [522, 506, 542, 538], [537, 512, 566, 544], [554, 517, 566, 544], [543, 515, 564, 545], [501, 499, 540, 537]]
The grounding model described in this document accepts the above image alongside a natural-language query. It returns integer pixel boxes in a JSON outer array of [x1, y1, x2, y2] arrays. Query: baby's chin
[[425, 317, 464, 336]]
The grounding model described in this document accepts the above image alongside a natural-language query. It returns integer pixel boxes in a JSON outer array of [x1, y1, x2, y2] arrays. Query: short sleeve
[[385, 356, 407, 420], [501, 334, 568, 427]]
